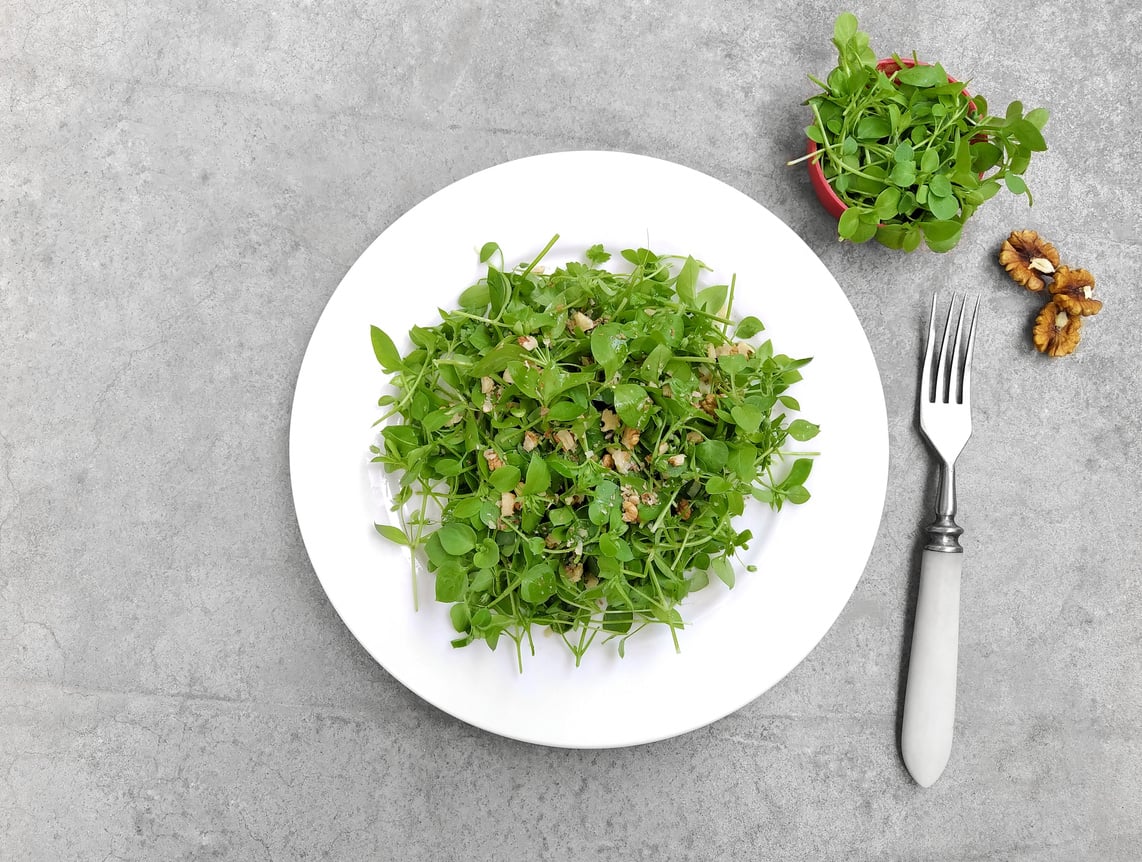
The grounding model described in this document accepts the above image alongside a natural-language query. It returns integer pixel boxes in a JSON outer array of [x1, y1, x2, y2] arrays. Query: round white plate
[[290, 151, 888, 748]]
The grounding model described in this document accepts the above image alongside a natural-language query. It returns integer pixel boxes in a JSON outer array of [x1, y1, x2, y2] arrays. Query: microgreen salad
[[369, 236, 819, 668]]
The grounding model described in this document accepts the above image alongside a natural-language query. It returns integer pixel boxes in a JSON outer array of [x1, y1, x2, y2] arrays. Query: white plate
[[289, 151, 888, 748]]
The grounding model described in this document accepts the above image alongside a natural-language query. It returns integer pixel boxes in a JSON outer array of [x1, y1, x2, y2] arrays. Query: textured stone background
[[3, 1, 1140, 859]]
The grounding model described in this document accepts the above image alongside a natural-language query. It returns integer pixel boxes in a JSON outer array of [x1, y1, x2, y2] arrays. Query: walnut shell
[[1049, 266, 1102, 317], [999, 230, 1061, 293], [1032, 301, 1082, 357]]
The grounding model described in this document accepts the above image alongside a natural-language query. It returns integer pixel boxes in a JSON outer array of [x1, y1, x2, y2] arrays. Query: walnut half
[[1032, 301, 1082, 357], [1049, 266, 1102, 317], [999, 230, 1060, 293]]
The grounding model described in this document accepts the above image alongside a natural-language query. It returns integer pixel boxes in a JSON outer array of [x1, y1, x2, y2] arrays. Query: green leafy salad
[[369, 236, 819, 668]]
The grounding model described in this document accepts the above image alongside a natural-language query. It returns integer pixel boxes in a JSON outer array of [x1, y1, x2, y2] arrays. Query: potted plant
[[794, 13, 1049, 252]]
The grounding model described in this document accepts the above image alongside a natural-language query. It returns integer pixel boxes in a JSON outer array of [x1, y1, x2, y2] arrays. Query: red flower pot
[[806, 58, 977, 221]]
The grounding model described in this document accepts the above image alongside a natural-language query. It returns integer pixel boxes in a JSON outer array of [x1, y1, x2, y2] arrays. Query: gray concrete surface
[[3, 1, 1141, 859]]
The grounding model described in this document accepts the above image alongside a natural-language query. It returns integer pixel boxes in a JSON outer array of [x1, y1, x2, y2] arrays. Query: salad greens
[[370, 236, 819, 668], [799, 12, 1049, 252]]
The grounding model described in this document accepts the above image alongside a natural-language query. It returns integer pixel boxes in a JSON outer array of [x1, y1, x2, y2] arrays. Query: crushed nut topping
[[1032, 301, 1082, 357], [571, 311, 597, 333], [517, 335, 538, 351], [522, 430, 540, 452], [609, 448, 639, 475], [480, 376, 495, 394], [554, 429, 578, 452], [677, 498, 692, 520], [685, 431, 704, 444], [599, 409, 620, 433], [621, 426, 640, 450], [600, 452, 614, 469], [483, 448, 505, 470], [583, 575, 599, 589], [500, 492, 517, 518], [1049, 266, 1102, 317], [699, 393, 718, 416], [621, 500, 639, 523], [667, 454, 686, 467], [999, 230, 1061, 293], [640, 491, 659, 506], [563, 562, 584, 583]]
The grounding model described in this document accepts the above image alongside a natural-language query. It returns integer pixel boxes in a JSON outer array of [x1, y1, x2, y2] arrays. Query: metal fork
[[901, 294, 979, 788]]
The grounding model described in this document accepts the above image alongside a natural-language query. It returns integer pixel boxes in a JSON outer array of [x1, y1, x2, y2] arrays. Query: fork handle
[[901, 549, 962, 787]]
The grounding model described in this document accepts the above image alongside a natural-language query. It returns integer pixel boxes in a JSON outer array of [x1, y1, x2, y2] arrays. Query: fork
[[901, 294, 979, 788]]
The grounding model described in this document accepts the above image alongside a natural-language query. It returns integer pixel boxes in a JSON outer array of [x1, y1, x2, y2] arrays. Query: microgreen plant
[[795, 12, 1049, 252], [370, 236, 818, 669]]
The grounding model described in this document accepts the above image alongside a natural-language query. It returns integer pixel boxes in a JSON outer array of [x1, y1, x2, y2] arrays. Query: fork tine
[[921, 295, 937, 403], [934, 294, 956, 404], [961, 295, 980, 405], [949, 296, 967, 404]]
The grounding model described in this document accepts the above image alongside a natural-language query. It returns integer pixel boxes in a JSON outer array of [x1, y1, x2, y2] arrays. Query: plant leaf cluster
[[370, 237, 818, 668], [804, 12, 1049, 252]]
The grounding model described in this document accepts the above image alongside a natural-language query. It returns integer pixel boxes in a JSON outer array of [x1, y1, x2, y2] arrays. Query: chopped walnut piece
[[1049, 266, 1102, 316], [502, 367, 514, 385], [685, 431, 704, 444], [621, 426, 640, 450], [999, 230, 1061, 292], [445, 411, 464, 426], [677, 499, 692, 520], [522, 431, 540, 452], [621, 500, 640, 523], [599, 409, 620, 433], [483, 448, 505, 470], [545, 533, 560, 549], [480, 376, 495, 394], [1032, 301, 1083, 357], [715, 341, 755, 357], [609, 449, 638, 475], [600, 452, 614, 469], [584, 575, 599, 589], [500, 492, 516, 518], [517, 335, 538, 351], [554, 429, 578, 452], [661, 384, 674, 398], [667, 454, 686, 467], [699, 393, 718, 416], [640, 491, 659, 506], [563, 562, 584, 583], [571, 311, 597, 333]]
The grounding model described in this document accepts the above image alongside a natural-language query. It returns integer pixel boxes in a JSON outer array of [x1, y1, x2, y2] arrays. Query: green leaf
[[590, 323, 628, 379], [787, 419, 820, 441], [785, 485, 811, 505], [833, 11, 858, 43], [470, 343, 528, 377], [1011, 119, 1047, 152], [928, 173, 952, 197], [695, 440, 729, 471], [874, 187, 901, 220], [806, 124, 825, 144], [545, 401, 584, 422], [522, 452, 551, 495], [437, 522, 477, 556], [489, 465, 521, 492], [735, 316, 764, 339], [434, 563, 467, 603], [520, 565, 557, 604], [1024, 107, 1049, 131], [450, 602, 470, 632], [711, 556, 735, 589], [856, 115, 891, 141], [458, 283, 490, 309], [479, 242, 500, 263], [675, 255, 698, 304], [921, 219, 964, 253], [902, 225, 923, 252], [784, 458, 813, 487], [730, 403, 764, 434], [641, 343, 673, 382], [1005, 100, 1024, 123], [890, 160, 917, 187], [614, 383, 650, 429], [838, 207, 861, 239], [374, 523, 409, 546], [585, 243, 611, 264], [369, 326, 403, 372], [893, 141, 914, 164], [697, 283, 728, 316], [896, 63, 945, 87], [928, 194, 959, 220], [472, 539, 499, 569]]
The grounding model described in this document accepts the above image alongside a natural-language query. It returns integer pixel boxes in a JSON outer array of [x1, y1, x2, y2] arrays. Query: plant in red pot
[[795, 13, 1050, 252]]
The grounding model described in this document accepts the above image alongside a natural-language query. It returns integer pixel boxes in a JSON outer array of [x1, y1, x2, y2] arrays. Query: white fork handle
[[901, 549, 962, 787]]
